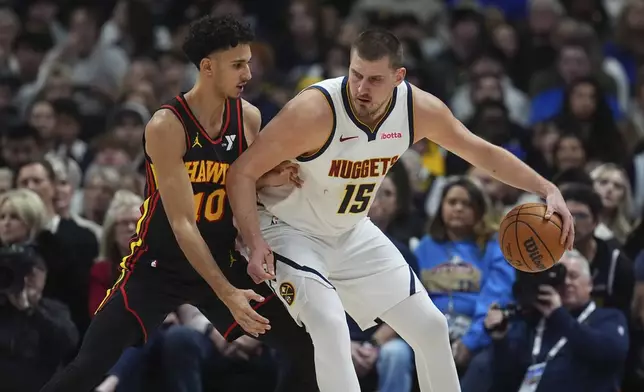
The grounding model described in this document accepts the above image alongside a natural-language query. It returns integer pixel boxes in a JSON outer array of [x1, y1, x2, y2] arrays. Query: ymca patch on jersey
[[279, 282, 296, 306]]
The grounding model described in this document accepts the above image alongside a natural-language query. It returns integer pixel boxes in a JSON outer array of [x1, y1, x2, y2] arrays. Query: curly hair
[[182, 14, 254, 69]]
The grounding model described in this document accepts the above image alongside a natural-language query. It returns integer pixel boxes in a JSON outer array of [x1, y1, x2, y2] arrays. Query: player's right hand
[[223, 288, 271, 338], [248, 240, 275, 283]]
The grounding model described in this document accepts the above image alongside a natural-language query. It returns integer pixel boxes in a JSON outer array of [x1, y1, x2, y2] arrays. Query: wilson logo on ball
[[523, 237, 546, 269]]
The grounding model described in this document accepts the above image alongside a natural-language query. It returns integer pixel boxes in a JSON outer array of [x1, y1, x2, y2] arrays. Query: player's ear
[[394, 67, 406, 86], [200, 57, 214, 76]]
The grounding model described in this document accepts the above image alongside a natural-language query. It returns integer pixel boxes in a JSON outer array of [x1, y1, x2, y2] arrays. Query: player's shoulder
[[241, 99, 261, 120], [407, 82, 452, 120], [146, 107, 184, 135], [144, 108, 187, 155], [241, 99, 262, 143]]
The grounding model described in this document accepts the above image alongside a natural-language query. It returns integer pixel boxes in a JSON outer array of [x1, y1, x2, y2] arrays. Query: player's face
[[202, 44, 252, 99], [348, 51, 405, 118]]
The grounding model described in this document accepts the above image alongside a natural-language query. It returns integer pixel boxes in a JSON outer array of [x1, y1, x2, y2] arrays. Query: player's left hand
[[257, 161, 302, 189], [247, 239, 275, 283], [544, 186, 574, 250], [534, 285, 562, 318]]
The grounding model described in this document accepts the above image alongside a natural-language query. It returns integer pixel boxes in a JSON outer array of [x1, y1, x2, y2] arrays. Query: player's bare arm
[[241, 100, 301, 189], [410, 85, 574, 250], [227, 89, 333, 282], [144, 109, 270, 336]]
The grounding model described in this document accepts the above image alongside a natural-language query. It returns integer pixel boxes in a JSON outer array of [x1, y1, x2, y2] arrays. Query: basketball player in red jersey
[[40, 15, 317, 392]]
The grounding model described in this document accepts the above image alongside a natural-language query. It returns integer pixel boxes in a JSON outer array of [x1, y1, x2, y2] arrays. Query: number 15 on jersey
[[338, 183, 375, 214]]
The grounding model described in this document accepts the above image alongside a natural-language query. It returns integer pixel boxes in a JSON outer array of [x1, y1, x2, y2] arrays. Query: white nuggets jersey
[[259, 76, 414, 236]]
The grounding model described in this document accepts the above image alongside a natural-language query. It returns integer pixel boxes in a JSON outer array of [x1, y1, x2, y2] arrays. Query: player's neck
[[184, 84, 227, 130]]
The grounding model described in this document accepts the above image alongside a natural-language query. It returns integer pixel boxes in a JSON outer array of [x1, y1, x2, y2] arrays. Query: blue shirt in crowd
[[414, 236, 515, 352]]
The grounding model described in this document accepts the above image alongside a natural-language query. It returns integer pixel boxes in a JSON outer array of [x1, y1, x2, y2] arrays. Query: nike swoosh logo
[[339, 135, 359, 142]]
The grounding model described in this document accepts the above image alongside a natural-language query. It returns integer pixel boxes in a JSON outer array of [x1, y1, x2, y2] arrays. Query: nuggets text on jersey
[[328, 156, 399, 179]]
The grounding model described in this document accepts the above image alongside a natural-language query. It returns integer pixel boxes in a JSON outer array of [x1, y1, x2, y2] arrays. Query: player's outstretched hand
[[223, 288, 271, 338], [258, 161, 303, 188], [247, 240, 275, 283], [544, 186, 574, 251]]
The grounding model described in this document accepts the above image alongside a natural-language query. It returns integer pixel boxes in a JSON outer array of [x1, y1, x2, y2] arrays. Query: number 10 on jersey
[[338, 183, 375, 214]]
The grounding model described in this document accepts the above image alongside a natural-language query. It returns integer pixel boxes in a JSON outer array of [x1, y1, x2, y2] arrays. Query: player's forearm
[[227, 172, 263, 248], [470, 143, 556, 198], [173, 221, 235, 296]]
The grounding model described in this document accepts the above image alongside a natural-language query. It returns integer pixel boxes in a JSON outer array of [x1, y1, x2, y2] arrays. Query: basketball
[[499, 203, 565, 273]]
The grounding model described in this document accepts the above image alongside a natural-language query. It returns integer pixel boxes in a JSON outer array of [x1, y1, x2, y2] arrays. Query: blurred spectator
[[591, 163, 633, 243], [37, 6, 129, 100], [51, 97, 87, 164], [468, 166, 541, 223], [447, 99, 531, 175], [414, 178, 515, 375], [26, 98, 56, 155], [99, 0, 172, 57], [0, 246, 79, 392], [551, 131, 588, 175], [16, 159, 99, 332], [81, 165, 121, 225], [487, 250, 629, 392], [89, 189, 142, 315], [604, 0, 644, 89], [433, 3, 487, 98], [0, 188, 47, 248], [563, 184, 634, 315], [369, 162, 425, 249], [551, 77, 627, 165], [1, 123, 43, 170], [529, 40, 622, 125], [450, 50, 530, 127]]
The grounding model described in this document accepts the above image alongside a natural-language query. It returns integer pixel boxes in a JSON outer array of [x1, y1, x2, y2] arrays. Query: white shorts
[[259, 210, 424, 330]]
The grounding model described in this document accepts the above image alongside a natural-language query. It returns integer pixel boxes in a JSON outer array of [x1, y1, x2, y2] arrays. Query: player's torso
[[259, 76, 414, 236], [141, 95, 246, 269]]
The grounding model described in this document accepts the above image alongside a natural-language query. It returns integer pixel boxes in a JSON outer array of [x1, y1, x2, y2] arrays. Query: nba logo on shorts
[[279, 282, 296, 306], [271, 216, 279, 225]]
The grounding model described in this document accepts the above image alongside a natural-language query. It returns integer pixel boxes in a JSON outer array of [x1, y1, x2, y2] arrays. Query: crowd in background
[[1, 0, 644, 391]]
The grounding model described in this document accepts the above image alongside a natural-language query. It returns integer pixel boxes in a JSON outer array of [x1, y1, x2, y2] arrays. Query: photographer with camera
[[0, 246, 79, 392], [485, 250, 629, 392]]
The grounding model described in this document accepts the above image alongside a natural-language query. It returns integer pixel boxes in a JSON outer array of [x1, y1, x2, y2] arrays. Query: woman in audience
[[370, 162, 426, 249], [554, 76, 627, 164], [414, 177, 515, 381], [88, 189, 142, 315], [82, 165, 121, 225], [551, 131, 588, 174], [0, 188, 47, 247], [591, 163, 633, 243]]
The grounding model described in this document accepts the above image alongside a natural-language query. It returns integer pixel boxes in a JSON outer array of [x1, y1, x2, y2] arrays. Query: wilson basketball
[[499, 203, 565, 273]]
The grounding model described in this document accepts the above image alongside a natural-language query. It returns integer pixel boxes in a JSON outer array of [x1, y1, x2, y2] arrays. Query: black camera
[[512, 262, 568, 309], [488, 263, 568, 334], [0, 245, 39, 295]]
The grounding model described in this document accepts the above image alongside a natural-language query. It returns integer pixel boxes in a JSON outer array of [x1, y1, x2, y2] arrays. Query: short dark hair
[[182, 15, 254, 69], [4, 123, 41, 144], [552, 168, 593, 188], [561, 184, 602, 221], [14, 158, 56, 186], [352, 29, 403, 68]]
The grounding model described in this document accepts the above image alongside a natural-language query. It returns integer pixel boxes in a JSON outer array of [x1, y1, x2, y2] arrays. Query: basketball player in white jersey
[[227, 29, 574, 392]]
